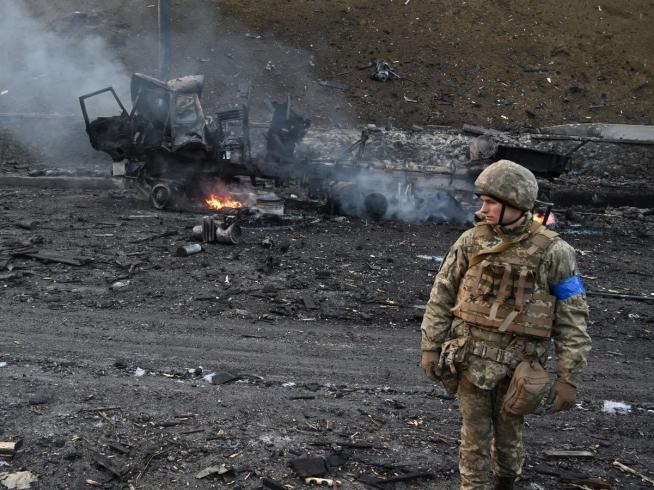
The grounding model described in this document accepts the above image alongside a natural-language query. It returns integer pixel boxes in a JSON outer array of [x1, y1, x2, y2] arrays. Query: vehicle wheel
[[150, 183, 171, 209]]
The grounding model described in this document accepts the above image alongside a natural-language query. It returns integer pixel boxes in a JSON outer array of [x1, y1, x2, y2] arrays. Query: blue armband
[[551, 275, 586, 300]]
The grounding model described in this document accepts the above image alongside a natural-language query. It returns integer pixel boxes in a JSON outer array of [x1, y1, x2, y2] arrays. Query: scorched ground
[[0, 182, 653, 489]]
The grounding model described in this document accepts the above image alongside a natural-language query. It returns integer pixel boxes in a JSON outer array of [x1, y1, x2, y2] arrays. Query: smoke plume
[[0, 2, 129, 114], [0, 1, 130, 164]]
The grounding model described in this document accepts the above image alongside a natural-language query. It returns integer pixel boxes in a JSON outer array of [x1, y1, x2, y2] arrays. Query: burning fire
[[205, 194, 243, 210], [533, 211, 556, 225]]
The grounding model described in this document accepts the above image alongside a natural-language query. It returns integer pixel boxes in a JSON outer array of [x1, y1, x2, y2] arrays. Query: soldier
[[420, 160, 591, 490]]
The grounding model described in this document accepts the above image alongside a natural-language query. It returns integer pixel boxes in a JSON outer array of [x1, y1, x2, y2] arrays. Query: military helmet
[[474, 160, 538, 211]]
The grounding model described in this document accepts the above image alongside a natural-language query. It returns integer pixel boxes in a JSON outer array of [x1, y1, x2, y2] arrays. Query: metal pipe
[[214, 223, 242, 244], [193, 219, 242, 244], [158, 0, 172, 80], [176, 243, 203, 257]]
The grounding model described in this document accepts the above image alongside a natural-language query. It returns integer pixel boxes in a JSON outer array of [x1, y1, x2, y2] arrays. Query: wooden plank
[[0, 440, 22, 457], [21, 251, 84, 266]]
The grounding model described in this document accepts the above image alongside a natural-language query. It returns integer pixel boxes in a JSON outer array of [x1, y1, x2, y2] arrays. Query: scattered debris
[[256, 196, 285, 216], [203, 371, 239, 385], [109, 280, 131, 291], [612, 459, 654, 486], [357, 471, 435, 487], [318, 80, 350, 91], [534, 463, 611, 488], [0, 471, 37, 490], [12, 249, 85, 266], [192, 217, 242, 244], [176, 243, 203, 257], [416, 255, 444, 264], [261, 478, 286, 489], [0, 441, 22, 459], [369, 60, 401, 82], [15, 220, 39, 231], [289, 456, 328, 477], [195, 464, 230, 479], [543, 449, 594, 459], [305, 477, 337, 486], [27, 394, 50, 406], [586, 291, 654, 303], [134, 367, 146, 377], [91, 451, 130, 478], [602, 400, 631, 415]]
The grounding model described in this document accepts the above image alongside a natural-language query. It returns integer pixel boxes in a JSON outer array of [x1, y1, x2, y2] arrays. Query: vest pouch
[[502, 360, 551, 416], [475, 261, 504, 299], [440, 370, 459, 395], [436, 337, 468, 395], [432, 360, 458, 394]]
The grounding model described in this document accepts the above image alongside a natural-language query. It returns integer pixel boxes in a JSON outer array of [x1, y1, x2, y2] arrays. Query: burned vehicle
[[80, 73, 309, 209], [80, 74, 567, 224], [79, 75, 473, 222]]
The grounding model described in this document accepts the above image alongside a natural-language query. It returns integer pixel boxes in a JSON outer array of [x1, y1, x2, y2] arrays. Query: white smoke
[[0, 2, 129, 115], [0, 1, 131, 165], [332, 169, 473, 224]]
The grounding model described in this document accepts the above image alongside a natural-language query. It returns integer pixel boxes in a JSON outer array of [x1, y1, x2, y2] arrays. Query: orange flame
[[533, 211, 556, 225], [205, 194, 243, 210]]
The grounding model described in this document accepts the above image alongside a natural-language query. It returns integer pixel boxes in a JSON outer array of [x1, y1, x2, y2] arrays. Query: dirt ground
[[5, 0, 654, 130], [1, 1, 654, 489], [0, 183, 653, 489]]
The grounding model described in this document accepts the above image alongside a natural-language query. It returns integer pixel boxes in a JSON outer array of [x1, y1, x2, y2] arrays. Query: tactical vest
[[451, 221, 558, 339]]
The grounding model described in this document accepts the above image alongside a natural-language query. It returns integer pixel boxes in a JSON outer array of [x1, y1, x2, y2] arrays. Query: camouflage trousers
[[457, 374, 524, 490]]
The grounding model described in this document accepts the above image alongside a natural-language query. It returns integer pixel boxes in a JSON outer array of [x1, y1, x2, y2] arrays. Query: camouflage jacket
[[421, 213, 591, 390]]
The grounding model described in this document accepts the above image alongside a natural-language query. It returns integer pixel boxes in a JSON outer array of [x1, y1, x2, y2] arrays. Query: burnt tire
[[150, 183, 171, 209]]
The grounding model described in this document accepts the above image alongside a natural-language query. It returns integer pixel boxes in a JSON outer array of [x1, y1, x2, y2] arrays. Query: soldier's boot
[[494, 476, 515, 490]]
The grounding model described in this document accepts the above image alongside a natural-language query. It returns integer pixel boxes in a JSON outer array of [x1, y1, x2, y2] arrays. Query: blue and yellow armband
[[551, 275, 586, 300]]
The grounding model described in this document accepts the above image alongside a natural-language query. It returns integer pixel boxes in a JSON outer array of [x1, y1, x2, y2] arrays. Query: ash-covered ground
[[1, 1, 654, 489]]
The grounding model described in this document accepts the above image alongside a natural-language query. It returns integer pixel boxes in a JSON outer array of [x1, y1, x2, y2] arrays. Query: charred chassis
[[80, 73, 309, 209]]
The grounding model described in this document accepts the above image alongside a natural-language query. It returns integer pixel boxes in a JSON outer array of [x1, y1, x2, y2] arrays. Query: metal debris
[[369, 60, 401, 82], [176, 243, 203, 257]]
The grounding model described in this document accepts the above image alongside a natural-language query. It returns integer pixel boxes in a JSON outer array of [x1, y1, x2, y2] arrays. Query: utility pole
[[158, 0, 172, 80]]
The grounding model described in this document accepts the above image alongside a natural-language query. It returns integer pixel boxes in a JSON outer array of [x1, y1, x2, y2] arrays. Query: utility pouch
[[440, 369, 459, 394], [502, 360, 550, 416], [436, 337, 468, 395], [433, 357, 459, 394]]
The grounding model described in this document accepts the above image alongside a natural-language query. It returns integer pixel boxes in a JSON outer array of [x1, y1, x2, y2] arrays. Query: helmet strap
[[498, 203, 525, 226]]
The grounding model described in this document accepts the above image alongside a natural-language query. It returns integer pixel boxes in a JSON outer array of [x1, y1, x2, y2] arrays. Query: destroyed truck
[[80, 73, 570, 223], [79, 72, 472, 222], [80, 73, 309, 209]]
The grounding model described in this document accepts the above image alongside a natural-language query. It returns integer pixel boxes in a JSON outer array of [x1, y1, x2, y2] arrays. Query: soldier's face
[[478, 195, 522, 225]]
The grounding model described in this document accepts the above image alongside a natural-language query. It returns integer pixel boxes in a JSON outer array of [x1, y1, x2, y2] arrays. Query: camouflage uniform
[[421, 168, 591, 489]]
